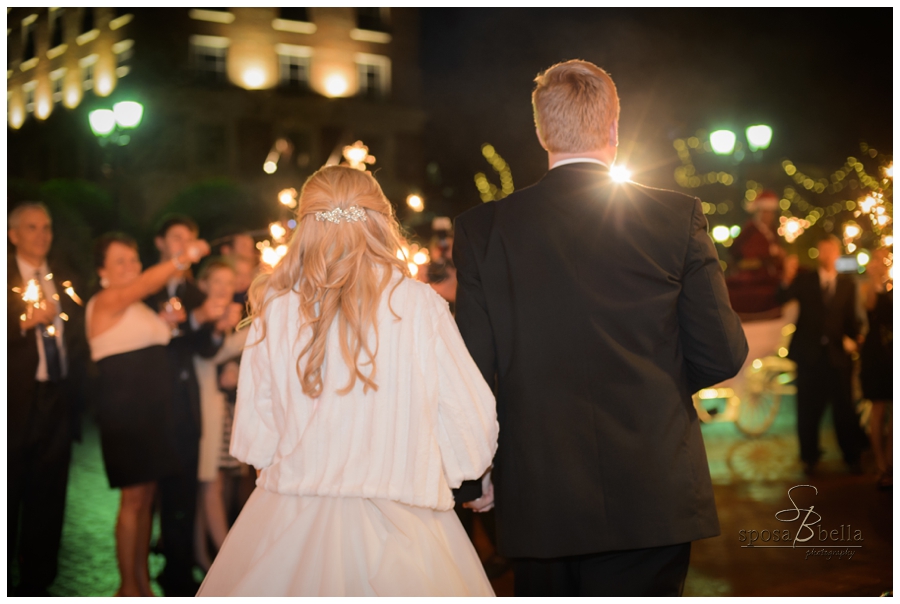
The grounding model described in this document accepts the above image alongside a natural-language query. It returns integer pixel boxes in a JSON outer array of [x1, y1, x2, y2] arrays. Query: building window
[[355, 53, 390, 100], [190, 35, 229, 83], [280, 7, 309, 22], [81, 8, 95, 34], [50, 9, 65, 49], [114, 39, 134, 78], [356, 7, 389, 32], [22, 20, 36, 61], [23, 81, 36, 113], [276, 44, 311, 89], [83, 63, 94, 90], [80, 54, 98, 90], [189, 8, 235, 24], [50, 68, 66, 102]]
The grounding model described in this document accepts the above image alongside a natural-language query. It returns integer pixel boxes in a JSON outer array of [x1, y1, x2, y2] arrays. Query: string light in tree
[[474, 143, 514, 203]]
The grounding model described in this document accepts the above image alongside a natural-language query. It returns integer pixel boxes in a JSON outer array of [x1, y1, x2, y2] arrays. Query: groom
[[453, 60, 748, 596]]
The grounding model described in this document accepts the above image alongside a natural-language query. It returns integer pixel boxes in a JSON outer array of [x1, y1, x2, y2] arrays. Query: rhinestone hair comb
[[315, 206, 368, 224]]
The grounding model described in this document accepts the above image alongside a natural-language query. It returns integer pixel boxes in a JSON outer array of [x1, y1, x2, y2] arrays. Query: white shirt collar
[[550, 158, 610, 170], [818, 267, 837, 283], [15, 254, 49, 282]]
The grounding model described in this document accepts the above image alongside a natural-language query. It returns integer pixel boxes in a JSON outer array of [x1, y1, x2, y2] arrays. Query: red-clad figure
[[726, 190, 786, 316]]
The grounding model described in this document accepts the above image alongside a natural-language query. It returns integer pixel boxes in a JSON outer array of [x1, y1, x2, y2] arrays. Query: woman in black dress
[[86, 233, 209, 596], [860, 247, 892, 489]]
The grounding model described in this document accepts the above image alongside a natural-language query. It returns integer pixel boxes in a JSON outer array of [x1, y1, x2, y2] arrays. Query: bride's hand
[[463, 471, 494, 513]]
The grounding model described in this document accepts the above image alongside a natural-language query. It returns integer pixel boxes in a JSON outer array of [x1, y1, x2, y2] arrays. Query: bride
[[197, 165, 498, 596]]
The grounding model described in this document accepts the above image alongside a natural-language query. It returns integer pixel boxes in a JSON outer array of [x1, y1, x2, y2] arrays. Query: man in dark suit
[[776, 235, 863, 475], [144, 216, 232, 596], [453, 60, 748, 596], [8, 202, 87, 596]]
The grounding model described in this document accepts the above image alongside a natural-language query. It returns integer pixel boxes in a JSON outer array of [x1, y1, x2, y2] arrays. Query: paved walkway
[[37, 395, 892, 596]]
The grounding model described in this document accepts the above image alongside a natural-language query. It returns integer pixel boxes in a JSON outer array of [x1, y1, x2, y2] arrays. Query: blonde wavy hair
[[246, 165, 411, 398]]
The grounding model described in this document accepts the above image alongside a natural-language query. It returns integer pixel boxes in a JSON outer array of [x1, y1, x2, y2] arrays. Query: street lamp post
[[88, 101, 144, 226]]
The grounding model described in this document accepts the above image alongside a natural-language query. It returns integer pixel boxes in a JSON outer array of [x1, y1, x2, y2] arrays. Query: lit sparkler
[[342, 141, 376, 171], [777, 216, 810, 244]]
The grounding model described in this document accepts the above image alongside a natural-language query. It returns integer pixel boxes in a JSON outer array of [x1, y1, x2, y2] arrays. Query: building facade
[[7, 7, 425, 221]]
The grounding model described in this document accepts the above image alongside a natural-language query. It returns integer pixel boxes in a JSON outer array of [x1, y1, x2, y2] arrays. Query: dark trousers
[[795, 356, 862, 466], [159, 445, 199, 595], [8, 382, 72, 595], [513, 542, 691, 597], [158, 381, 201, 595]]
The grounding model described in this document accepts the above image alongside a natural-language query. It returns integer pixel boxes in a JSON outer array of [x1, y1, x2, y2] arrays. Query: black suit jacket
[[145, 280, 220, 455], [7, 255, 88, 450], [775, 270, 860, 371], [453, 163, 748, 558]]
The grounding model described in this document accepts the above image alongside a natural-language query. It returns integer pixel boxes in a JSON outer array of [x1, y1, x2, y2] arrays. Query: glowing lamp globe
[[323, 73, 348, 98], [113, 101, 143, 128], [242, 68, 266, 89], [745, 125, 773, 151], [89, 109, 116, 136], [710, 130, 736, 155], [711, 225, 731, 243]]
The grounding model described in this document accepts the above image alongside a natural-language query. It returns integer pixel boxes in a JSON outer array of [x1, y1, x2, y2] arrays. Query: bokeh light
[[406, 194, 424, 212]]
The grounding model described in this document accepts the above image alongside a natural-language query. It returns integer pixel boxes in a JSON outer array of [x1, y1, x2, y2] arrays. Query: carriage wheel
[[735, 360, 784, 437]]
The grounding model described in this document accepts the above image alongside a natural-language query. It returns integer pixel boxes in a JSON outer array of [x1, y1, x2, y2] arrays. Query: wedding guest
[[145, 216, 226, 596], [231, 255, 256, 308], [727, 190, 786, 316], [454, 60, 748, 596], [197, 165, 498, 596], [192, 259, 246, 569], [8, 202, 87, 596], [859, 247, 893, 488], [86, 232, 209, 596], [777, 235, 864, 476], [220, 233, 258, 265]]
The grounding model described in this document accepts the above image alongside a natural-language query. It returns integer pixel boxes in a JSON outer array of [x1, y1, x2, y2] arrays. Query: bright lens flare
[[857, 251, 871, 266], [413, 251, 428, 265], [885, 163, 893, 179], [843, 223, 861, 240], [406, 194, 424, 212], [610, 165, 631, 183], [263, 160, 277, 174]]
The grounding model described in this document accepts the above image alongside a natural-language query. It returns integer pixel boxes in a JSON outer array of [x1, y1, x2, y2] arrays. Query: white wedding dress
[[197, 272, 498, 597]]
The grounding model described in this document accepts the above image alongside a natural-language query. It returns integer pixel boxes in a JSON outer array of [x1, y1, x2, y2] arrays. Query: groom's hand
[[463, 472, 494, 513]]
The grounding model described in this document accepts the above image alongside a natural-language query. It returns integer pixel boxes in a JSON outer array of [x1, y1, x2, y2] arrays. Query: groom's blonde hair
[[532, 60, 619, 153]]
